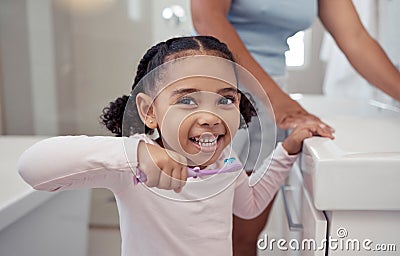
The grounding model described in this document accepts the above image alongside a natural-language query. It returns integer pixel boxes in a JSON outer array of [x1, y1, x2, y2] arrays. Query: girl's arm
[[233, 124, 333, 219], [18, 135, 143, 193], [190, 0, 332, 131], [319, 0, 400, 101]]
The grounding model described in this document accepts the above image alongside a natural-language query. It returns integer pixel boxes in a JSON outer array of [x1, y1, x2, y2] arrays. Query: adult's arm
[[319, 0, 400, 101], [191, 0, 331, 130]]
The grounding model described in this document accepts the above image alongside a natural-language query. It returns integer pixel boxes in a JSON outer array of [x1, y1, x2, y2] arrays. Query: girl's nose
[[197, 113, 222, 127]]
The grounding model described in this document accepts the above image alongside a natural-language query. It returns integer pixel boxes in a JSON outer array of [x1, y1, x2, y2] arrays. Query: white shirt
[[18, 134, 298, 256]]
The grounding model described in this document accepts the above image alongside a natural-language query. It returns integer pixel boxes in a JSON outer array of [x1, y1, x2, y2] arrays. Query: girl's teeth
[[190, 132, 220, 149], [190, 137, 218, 146], [199, 138, 216, 143], [199, 140, 216, 147]]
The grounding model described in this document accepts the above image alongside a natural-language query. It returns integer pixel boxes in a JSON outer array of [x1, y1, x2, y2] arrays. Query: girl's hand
[[282, 124, 335, 155], [137, 142, 188, 193]]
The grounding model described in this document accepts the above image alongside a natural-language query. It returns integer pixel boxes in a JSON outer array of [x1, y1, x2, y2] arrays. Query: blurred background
[[1, 0, 399, 137]]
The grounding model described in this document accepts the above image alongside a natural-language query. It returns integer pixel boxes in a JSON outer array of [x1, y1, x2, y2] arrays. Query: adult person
[[191, 1, 400, 255]]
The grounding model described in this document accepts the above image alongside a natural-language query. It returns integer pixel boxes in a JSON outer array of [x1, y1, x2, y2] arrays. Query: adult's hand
[[273, 96, 334, 133]]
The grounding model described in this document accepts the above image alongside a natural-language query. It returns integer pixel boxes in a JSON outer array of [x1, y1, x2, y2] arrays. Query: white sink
[[296, 95, 400, 210]]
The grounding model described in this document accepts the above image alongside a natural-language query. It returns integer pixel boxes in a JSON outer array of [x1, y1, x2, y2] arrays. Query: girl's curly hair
[[100, 36, 257, 137]]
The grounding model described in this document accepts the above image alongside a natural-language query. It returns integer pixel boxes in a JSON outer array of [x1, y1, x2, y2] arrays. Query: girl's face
[[152, 77, 241, 167]]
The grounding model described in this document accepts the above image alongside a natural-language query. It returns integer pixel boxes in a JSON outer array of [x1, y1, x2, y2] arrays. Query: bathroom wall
[[68, 0, 153, 135], [0, 0, 35, 135], [0, 46, 4, 135], [53, 0, 77, 135], [0, 0, 154, 136]]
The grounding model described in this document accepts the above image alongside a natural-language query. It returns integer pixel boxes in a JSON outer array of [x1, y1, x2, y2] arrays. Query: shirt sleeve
[[232, 143, 298, 219], [18, 135, 145, 193]]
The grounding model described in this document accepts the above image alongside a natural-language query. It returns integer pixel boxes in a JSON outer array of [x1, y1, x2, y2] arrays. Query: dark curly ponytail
[[100, 36, 257, 136]]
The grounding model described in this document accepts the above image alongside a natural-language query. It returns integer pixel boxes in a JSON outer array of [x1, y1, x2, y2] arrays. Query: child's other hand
[[137, 142, 188, 193], [282, 124, 335, 155]]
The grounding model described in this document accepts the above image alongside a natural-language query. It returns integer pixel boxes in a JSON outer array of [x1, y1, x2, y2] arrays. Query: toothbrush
[[133, 157, 242, 184]]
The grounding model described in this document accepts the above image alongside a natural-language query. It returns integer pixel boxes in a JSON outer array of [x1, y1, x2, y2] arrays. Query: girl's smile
[[189, 132, 224, 153]]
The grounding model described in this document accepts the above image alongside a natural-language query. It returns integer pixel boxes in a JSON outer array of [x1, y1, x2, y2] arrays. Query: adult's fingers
[[279, 113, 334, 133], [314, 125, 335, 139]]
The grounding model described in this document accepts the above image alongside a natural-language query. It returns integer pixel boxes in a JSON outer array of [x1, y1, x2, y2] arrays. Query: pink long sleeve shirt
[[18, 134, 297, 256]]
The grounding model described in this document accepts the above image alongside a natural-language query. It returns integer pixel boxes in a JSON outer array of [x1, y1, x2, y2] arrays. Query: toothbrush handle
[[133, 162, 242, 185], [134, 167, 197, 185]]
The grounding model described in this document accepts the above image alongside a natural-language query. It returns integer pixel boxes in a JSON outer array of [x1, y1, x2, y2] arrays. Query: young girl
[[18, 36, 333, 256]]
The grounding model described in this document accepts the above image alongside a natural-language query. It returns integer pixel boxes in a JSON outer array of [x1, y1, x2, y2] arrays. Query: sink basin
[[296, 95, 400, 210]]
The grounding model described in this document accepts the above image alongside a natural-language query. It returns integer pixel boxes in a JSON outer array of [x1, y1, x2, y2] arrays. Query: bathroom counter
[[0, 136, 91, 256], [295, 95, 400, 210], [0, 136, 52, 231], [260, 95, 400, 256]]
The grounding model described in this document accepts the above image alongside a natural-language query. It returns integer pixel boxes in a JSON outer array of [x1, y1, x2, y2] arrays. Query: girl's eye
[[219, 96, 235, 105], [176, 96, 196, 105]]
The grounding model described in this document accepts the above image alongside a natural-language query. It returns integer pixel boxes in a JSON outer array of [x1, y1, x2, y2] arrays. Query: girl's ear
[[237, 92, 241, 106], [136, 93, 158, 129]]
